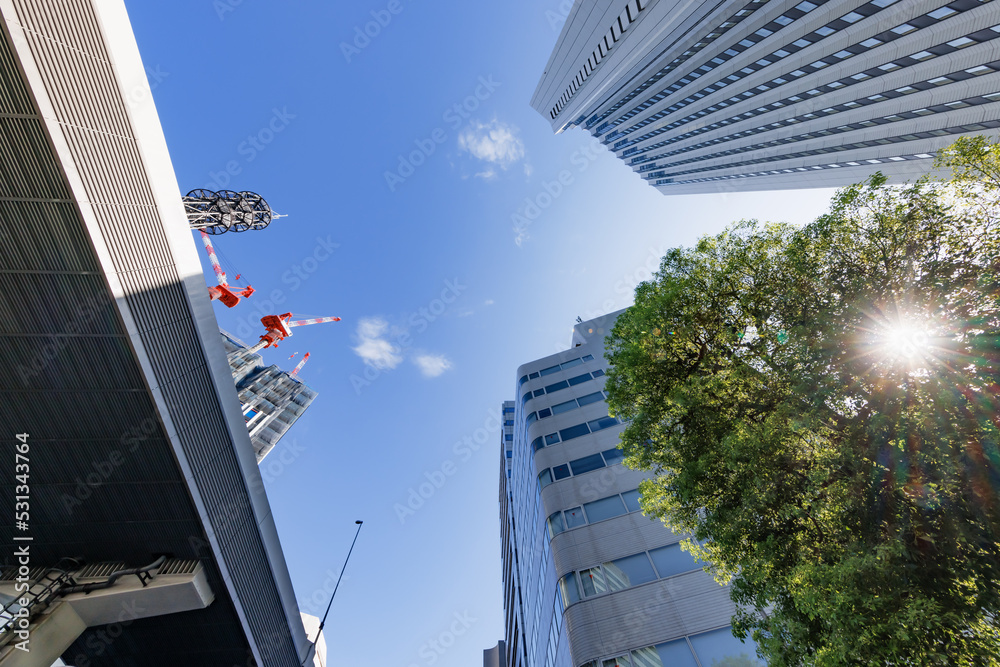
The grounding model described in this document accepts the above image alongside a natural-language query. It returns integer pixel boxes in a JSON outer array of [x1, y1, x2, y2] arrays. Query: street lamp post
[[301, 520, 364, 666]]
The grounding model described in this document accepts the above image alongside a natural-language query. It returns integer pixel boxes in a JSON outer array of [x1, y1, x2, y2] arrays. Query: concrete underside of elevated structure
[[0, 0, 310, 664]]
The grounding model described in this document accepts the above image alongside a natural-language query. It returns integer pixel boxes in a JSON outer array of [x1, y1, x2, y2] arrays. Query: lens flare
[[883, 325, 929, 358]]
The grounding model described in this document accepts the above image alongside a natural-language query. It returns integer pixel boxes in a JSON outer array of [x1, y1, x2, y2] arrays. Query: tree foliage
[[605, 137, 1000, 666]]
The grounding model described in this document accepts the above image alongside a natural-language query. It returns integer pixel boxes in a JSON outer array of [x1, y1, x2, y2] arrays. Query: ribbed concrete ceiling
[[0, 0, 303, 664]]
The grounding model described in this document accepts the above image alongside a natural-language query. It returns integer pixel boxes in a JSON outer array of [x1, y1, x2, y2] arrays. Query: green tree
[[605, 137, 1000, 666]]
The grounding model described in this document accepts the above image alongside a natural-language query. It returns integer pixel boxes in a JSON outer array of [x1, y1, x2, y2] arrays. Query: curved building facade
[[500, 312, 762, 667]]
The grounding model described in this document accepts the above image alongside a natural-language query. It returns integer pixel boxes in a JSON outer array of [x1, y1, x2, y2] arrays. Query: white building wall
[[532, 0, 1000, 194], [503, 311, 757, 667]]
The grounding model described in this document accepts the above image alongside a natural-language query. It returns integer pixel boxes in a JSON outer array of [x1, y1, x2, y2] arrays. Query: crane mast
[[291, 353, 310, 377], [199, 230, 254, 308]]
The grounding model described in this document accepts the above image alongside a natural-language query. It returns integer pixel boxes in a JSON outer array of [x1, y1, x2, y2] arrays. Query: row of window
[[634, 59, 1000, 169], [543, 593, 562, 667], [606, 0, 839, 138], [547, 489, 642, 538], [549, 0, 646, 119], [624, 40, 996, 164], [522, 368, 605, 406], [648, 99, 1000, 181], [610, 0, 924, 143], [586, 0, 773, 130], [653, 126, 1000, 187], [525, 391, 607, 428], [558, 542, 700, 609], [579, 627, 763, 667], [538, 447, 624, 490], [518, 354, 595, 387], [616, 0, 987, 152], [530, 414, 622, 452]]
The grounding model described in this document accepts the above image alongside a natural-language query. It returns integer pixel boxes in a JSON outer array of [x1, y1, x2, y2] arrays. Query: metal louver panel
[[0, 0, 305, 664]]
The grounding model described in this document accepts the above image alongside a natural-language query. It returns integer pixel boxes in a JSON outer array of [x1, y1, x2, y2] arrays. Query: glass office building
[[531, 0, 1000, 194], [499, 312, 762, 667], [221, 330, 317, 462]]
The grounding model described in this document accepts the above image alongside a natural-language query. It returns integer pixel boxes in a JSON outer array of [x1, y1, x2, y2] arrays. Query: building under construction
[[221, 330, 317, 462]]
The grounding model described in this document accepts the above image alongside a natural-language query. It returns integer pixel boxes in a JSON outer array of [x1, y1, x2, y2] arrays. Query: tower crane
[[199, 230, 254, 308], [290, 353, 311, 378], [247, 313, 342, 354]]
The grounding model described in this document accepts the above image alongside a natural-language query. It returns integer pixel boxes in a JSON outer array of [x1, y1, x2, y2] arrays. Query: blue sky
[[125, 1, 836, 665]]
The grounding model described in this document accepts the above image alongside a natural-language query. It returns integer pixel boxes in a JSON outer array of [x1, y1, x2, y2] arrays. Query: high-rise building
[[531, 0, 1000, 194], [485, 640, 509, 667], [221, 330, 317, 461], [500, 312, 762, 667]]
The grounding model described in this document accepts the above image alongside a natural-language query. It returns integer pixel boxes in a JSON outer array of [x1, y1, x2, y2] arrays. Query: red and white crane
[[290, 352, 311, 378], [200, 230, 254, 308], [246, 313, 342, 354]]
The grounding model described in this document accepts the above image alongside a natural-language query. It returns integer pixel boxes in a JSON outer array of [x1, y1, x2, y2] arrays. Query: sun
[[882, 324, 930, 358]]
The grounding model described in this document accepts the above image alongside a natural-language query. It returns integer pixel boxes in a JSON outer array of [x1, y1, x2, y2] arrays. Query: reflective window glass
[[929, 6, 956, 18], [689, 627, 763, 666], [526, 412, 537, 426], [522, 391, 531, 405], [534, 388, 545, 397], [532, 437, 544, 452], [653, 639, 699, 666], [629, 646, 664, 667], [547, 511, 566, 538], [603, 553, 657, 591], [568, 373, 591, 386], [570, 453, 606, 475], [544, 432, 560, 446], [558, 573, 580, 608], [552, 464, 571, 480], [564, 506, 586, 528], [584, 495, 626, 522], [649, 543, 699, 578], [622, 489, 642, 512], [579, 566, 608, 596], [546, 380, 569, 393], [560, 423, 591, 441], [602, 448, 625, 465], [561, 358, 584, 370], [603, 655, 632, 667], [591, 368, 605, 377], [538, 469, 553, 489], [540, 365, 561, 376], [588, 416, 619, 431], [582, 354, 594, 361], [529, 372, 539, 379], [519, 375, 529, 386], [577, 391, 605, 407], [538, 408, 552, 419], [552, 400, 577, 415]]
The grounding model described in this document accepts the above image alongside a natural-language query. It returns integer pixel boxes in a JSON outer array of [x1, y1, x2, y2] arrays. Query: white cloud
[[513, 226, 530, 247], [352, 317, 402, 369], [458, 119, 525, 170], [413, 354, 452, 378], [484, 299, 494, 306]]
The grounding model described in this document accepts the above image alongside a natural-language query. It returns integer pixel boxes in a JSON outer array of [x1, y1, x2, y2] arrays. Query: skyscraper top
[[533, 0, 1000, 194]]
